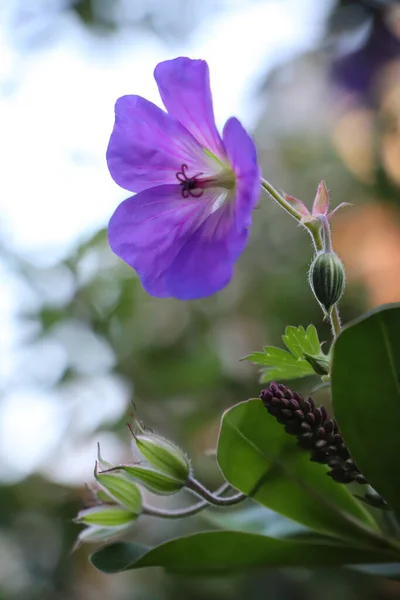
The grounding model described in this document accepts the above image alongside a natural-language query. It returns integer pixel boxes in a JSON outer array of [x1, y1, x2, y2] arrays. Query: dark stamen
[[176, 163, 204, 199]]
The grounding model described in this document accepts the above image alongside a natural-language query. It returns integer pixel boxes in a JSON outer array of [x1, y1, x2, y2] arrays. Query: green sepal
[[75, 505, 137, 527], [95, 469, 142, 514], [111, 465, 185, 495], [134, 434, 190, 482]]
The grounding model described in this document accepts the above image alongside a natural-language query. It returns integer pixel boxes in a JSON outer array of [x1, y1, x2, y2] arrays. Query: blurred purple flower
[[332, 10, 400, 103], [107, 57, 260, 300]]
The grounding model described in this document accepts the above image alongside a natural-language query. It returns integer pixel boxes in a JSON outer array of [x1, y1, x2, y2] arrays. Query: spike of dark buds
[[260, 382, 367, 485]]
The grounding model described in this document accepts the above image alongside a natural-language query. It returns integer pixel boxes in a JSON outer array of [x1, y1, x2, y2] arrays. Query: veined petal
[[154, 58, 225, 160], [166, 198, 248, 300], [311, 180, 329, 217], [108, 185, 210, 298], [222, 117, 260, 229], [107, 95, 214, 193]]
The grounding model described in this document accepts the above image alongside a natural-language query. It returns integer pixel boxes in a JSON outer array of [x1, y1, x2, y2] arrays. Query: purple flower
[[107, 57, 260, 300], [331, 10, 400, 105]]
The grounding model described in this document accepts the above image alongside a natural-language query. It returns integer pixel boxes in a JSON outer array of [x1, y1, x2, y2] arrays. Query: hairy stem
[[142, 499, 210, 519], [187, 477, 247, 506], [261, 178, 342, 339], [142, 482, 245, 519], [260, 178, 302, 222], [318, 214, 333, 253]]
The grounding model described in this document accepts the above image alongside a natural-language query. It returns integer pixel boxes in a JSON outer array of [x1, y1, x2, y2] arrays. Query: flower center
[[176, 164, 204, 199], [175, 163, 235, 199]]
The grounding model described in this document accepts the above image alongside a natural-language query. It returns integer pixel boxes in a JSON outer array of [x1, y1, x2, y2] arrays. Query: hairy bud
[[95, 467, 142, 515], [75, 505, 138, 527], [134, 433, 190, 483], [112, 464, 186, 495]]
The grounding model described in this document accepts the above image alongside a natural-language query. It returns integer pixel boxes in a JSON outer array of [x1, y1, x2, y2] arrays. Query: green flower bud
[[73, 523, 133, 550], [113, 464, 185, 495], [309, 251, 345, 316], [303, 352, 330, 376], [75, 505, 137, 527], [134, 433, 190, 482], [95, 469, 142, 515]]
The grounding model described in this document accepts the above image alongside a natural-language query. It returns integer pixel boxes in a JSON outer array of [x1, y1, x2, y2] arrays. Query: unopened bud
[[134, 433, 190, 483], [113, 464, 185, 495], [303, 352, 330, 376], [95, 466, 142, 515], [309, 252, 345, 316], [72, 523, 133, 551], [75, 505, 137, 527]]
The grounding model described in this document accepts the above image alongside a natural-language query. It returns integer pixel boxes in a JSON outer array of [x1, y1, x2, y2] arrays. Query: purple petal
[[108, 185, 209, 297], [107, 95, 213, 193], [154, 58, 225, 159], [222, 117, 260, 228], [166, 200, 248, 300]]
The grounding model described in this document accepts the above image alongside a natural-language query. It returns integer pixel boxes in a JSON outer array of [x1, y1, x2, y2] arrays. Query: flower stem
[[318, 214, 333, 253], [142, 482, 245, 519], [260, 178, 342, 339], [260, 178, 302, 223], [187, 477, 247, 506], [330, 305, 342, 339], [142, 499, 209, 519], [260, 178, 321, 252]]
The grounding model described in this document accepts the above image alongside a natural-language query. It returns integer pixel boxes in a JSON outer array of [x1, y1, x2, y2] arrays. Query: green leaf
[[244, 325, 327, 382], [332, 303, 400, 518], [245, 347, 315, 383], [90, 532, 395, 574], [217, 399, 377, 544], [204, 505, 308, 538], [282, 325, 321, 358]]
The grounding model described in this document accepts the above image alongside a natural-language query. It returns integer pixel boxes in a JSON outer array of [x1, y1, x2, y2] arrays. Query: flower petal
[[108, 185, 209, 297], [165, 200, 248, 300], [283, 194, 311, 220], [107, 95, 212, 193], [311, 180, 329, 217], [222, 117, 260, 228], [154, 58, 225, 159]]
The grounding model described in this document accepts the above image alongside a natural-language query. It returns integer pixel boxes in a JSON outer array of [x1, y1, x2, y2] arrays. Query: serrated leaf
[[259, 362, 315, 383], [282, 325, 321, 357], [245, 325, 326, 382], [245, 347, 314, 383]]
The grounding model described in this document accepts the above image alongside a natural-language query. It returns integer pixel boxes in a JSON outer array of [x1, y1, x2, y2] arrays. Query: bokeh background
[[2, 0, 400, 598]]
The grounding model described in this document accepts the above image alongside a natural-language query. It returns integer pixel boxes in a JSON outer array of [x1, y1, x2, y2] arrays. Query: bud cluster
[[74, 423, 191, 549], [260, 382, 366, 485]]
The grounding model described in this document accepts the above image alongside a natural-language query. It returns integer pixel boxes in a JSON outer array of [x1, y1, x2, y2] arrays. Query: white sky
[[0, 0, 332, 483]]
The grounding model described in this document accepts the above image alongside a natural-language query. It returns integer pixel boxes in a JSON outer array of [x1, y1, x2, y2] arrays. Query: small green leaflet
[[244, 325, 328, 383]]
